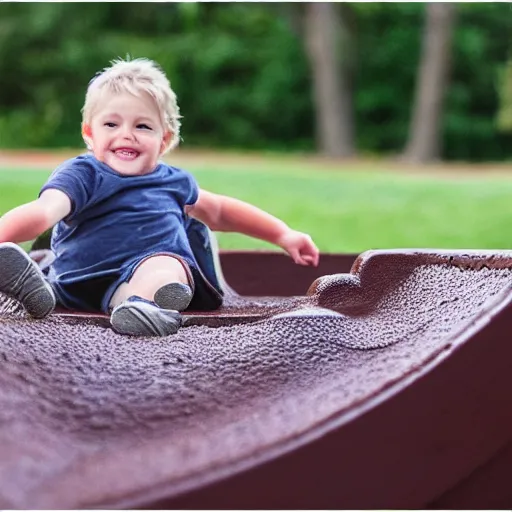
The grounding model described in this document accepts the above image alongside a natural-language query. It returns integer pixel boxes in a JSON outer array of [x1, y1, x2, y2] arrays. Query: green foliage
[[0, 3, 511, 160], [353, 3, 424, 153], [443, 3, 512, 160]]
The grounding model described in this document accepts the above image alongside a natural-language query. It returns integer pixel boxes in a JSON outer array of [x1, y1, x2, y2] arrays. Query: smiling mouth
[[113, 148, 140, 160]]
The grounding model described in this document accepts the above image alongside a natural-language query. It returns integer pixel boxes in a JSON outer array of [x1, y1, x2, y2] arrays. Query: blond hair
[[81, 57, 181, 153]]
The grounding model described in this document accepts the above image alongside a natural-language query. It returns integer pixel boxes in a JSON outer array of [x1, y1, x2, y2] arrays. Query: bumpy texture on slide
[[0, 249, 511, 509]]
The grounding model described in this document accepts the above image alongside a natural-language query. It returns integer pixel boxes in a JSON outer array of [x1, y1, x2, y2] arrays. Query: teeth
[[115, 149, 138, 158]]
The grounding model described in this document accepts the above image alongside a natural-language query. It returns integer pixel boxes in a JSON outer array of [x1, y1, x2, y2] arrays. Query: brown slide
[[0, 249, 511, 509]]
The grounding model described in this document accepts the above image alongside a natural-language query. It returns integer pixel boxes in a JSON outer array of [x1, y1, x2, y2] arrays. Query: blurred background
[[0, 2, 511, 253]]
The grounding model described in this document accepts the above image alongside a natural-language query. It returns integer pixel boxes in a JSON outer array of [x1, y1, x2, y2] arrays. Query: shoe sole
[[154, 282, 192, 311], [0, 242, 56, 318], [111, 303, 182, 337]]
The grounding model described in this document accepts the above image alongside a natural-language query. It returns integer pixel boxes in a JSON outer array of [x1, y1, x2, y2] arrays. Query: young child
[[0, 57, 319, 337]]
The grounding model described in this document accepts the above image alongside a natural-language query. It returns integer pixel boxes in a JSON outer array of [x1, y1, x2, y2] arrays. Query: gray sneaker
[[110, 296, 182, 337], [154, 282, 193, 311], [0, 242, 56, 318]]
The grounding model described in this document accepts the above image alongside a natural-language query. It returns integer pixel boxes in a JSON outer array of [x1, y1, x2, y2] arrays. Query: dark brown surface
[[430, 439, 512, 509], [0, 249, 511, 509], [220, 250, 357, 296]]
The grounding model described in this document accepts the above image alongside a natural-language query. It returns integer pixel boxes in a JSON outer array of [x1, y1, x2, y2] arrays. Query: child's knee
[[109, 255, 192, 309], [132, 256, 190, 289]]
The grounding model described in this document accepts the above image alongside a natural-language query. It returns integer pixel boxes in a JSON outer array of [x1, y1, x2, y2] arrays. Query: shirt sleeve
[[181, 169, 199, 206], [39, 158, 96, 221]]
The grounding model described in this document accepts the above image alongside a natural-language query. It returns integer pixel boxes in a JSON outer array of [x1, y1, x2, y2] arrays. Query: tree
[[496, 58, 512, 133], [402, 3, 457, 163], [303, 2, 356, 158]]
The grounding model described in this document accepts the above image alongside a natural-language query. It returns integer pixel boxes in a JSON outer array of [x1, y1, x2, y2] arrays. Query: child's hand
[[277, 230, 320, 267]]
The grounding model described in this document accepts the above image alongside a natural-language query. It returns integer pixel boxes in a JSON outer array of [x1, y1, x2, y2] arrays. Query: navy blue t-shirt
[[39, 154, 200, 285]]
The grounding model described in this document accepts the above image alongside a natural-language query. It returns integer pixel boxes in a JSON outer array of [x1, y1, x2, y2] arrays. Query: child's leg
[[109, 255, 192, 310], [0, 242, 56, 318], [109, 255, 193, 337]]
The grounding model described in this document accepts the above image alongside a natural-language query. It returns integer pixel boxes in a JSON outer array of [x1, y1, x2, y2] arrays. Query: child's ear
[[82, 124, 92, 138], [161, 131, 173, 153], [82, 124, 93, 149]]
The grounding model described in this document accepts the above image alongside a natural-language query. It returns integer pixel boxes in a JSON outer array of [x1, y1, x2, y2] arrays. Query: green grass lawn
[[0, 161, 511, 253]]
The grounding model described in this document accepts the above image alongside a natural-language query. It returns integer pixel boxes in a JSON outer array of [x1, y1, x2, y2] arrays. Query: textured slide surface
[[0, 249, 511, 509]]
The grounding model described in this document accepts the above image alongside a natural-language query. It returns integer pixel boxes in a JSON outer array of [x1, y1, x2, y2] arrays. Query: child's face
[[84, 91, 170, 176]]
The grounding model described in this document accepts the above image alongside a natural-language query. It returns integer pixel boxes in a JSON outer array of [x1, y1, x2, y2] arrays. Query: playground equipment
[[0, 248, 511, 509]]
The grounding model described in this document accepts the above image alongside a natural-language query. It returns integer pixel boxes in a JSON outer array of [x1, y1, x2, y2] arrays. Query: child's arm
[[0, 189, 71, 244], [186, 189, 320, 267]]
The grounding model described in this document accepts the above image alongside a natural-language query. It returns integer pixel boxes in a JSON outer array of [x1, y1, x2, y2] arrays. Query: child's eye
[[137, 124, 152, 130], [104, 122, 116, 128]]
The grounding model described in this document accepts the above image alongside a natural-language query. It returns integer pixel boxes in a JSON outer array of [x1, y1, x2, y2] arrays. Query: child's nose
[[121, 126, 135, 140]]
